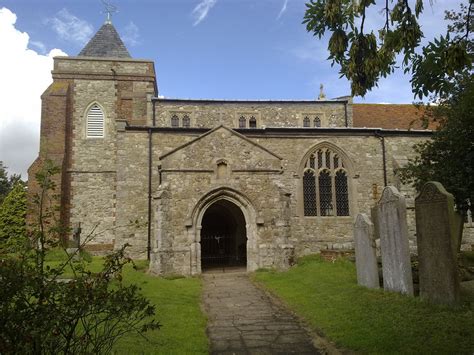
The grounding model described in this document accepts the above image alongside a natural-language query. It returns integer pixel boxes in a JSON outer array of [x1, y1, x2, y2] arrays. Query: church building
[[28, 21, 434, 275]]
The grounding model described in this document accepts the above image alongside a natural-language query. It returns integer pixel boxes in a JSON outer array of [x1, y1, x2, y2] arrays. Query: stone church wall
[[153, 100, 352, 129]]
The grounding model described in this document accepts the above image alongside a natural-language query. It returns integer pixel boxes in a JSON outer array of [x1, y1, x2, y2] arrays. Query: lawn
[[253, 255, 474, 353], [45, 250, 209, 354]]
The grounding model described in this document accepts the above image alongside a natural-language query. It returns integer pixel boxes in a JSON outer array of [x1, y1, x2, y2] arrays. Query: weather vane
[[101, 0, 118, 24]]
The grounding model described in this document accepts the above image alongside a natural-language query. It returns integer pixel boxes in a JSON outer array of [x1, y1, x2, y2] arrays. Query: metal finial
[[318, 83, 326, 100], [101, 0, 117, 24]]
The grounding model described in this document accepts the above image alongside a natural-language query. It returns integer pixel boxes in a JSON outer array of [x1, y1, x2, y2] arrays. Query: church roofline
[[152, 97, 350, 104], [125, 125, 433, 137]]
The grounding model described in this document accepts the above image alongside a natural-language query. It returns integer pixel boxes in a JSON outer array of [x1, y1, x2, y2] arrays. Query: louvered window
[[303, 116, 310, 127], [314, 117, 321, 127], [183, 114, 190, 128], [249, 116, 257, 128], [86, 104, 104, 138], [302, 147, 350, 217], [239, 116, 246, 128]]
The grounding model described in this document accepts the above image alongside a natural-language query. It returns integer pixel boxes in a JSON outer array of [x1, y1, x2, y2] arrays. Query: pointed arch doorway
[[200, 199, 247, 270]]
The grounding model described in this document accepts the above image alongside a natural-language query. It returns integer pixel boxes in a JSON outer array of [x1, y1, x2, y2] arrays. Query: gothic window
[[239, 116, 246, 128], [249, 116, 257, 128], [302, 147, 350, 217], [303, 116, 310, 127], [314, 117, 321, 127], [86, 104, 104, 138], [303, 170, 317, 216], [335, 170, 349, 216], [171, 114, 179, 127], [183, 114, 190, 128]]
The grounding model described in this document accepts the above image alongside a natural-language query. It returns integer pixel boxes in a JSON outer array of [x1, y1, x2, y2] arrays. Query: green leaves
[[303, 0, 472, 98]]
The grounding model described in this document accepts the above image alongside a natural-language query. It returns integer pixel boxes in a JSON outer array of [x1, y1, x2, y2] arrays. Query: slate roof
[[78, 23, 131, 58], [353, 104, 437, 130]]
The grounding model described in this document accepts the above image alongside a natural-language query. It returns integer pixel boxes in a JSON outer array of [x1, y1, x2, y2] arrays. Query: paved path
[[202, 269, 320, 354]]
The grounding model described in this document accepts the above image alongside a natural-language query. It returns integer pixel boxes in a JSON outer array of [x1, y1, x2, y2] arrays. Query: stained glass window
[[319, 171, 332, 216]]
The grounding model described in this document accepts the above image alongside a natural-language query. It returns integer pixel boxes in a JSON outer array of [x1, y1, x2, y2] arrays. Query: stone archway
[[188, 187, 258, 274], [200, 199, 247, 270]]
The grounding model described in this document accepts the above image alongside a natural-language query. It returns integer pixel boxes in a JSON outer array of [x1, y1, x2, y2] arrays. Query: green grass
[[253, 255, 474, 353], [44, 250, 208, 354]]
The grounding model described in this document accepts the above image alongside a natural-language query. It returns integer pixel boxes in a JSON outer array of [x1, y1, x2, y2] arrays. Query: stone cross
[[354, 213, 379, 289], [415, 181, 460, 305], [376, 186, 414, 295]]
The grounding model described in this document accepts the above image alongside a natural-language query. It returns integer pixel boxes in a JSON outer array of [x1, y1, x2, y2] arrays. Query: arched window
[[239, 116, 246, 128], [303, 116, 310, 127], [183, 114, 190, 128], [314, 117, 321, 127], [171, 114, 179, 127], [302, 147, 350, 216], [86, 104, 104, 138], [249, 116, 257, 128]]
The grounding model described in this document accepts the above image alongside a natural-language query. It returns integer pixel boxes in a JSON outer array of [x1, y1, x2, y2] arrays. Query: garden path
[[202, 268, 320, 354]]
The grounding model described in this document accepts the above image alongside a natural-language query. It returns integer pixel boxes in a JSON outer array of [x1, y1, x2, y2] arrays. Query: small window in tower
[[239, 116, 246, 128], [249, 116, 257, 128], [183, 114, 190, 128], [303, 116, 310, 127], [314, 117, 321, 127], [171, 114, 179, 127], [86, 104, 104, 138]]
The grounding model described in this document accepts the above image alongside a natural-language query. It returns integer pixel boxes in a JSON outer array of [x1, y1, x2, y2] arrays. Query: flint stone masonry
[[354, 213, 379, 289], [376, 186, 414, 295], [415, 181, 460, 305]]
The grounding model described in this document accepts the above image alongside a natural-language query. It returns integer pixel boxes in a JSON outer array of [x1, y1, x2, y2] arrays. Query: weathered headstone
[[354, 213, 379, 289], [415, 181, 460, 305], [376, 186, 414, 295]]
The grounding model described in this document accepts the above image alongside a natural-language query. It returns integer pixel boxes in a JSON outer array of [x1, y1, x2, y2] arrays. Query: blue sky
[[0, 0, 464, 176]]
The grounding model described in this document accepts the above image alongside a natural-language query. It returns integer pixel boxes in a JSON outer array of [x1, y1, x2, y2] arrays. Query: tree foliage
[[0, 182, 27, 248], [0, 161, 23, 205], [303, 0, 473, 98], [0, 161, 160, 354]]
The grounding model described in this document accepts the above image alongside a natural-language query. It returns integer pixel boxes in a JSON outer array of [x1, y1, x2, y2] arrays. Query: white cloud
[[0, 7, 67, 178], [277, 0, 289, 20], [47, 8, 93, 45], [122, 21, 140, 46], [192, 0, 217, 26]]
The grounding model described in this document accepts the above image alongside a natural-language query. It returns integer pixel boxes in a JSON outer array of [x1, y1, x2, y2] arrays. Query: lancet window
[[302, 147, 350, 216]]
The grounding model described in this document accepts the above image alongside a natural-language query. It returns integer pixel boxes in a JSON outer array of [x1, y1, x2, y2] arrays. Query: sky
[[0, 0, 463, 178]]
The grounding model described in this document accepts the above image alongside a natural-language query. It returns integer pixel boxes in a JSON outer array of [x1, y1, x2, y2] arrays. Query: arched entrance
[[200, 199, 247, 269]]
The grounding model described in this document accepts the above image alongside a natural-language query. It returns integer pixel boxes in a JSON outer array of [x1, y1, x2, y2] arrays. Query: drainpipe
[[375, 131, 388, 186], [147, 127, 152, 260], [152, 99, 156, 127]]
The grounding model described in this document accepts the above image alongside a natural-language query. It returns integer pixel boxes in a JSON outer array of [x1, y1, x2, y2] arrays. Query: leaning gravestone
[[354, 213, 379, 289], [376, 186, 414, 295], [415, 181, 460, 305]]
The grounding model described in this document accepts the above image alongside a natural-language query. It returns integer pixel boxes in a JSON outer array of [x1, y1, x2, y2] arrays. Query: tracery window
[[239, 116, 246, 128], [249, 116, 257, 128], [86, 104, 104, 138], [303, 116, 310, 127], [171, 114, 179, 127], [302, 147, 350, 216], [182, 114, 190, 128], [314, 117, 321, 127]]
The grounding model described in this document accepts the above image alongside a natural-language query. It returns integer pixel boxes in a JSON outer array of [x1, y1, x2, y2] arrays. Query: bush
[[0, 161, 160, 354]]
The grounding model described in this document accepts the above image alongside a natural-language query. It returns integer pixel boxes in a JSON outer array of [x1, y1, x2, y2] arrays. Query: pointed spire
[[318, 83, 326, 100], [78, 23, 131, 58]]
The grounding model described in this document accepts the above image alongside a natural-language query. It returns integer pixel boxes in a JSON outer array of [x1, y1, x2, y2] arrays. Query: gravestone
[[415, 181, 460, 305], [376, 186, 414, 295], [354, 213, 379, 289]]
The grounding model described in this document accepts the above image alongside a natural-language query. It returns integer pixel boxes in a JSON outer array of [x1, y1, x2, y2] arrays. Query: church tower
[[28, 19, 157, 252]]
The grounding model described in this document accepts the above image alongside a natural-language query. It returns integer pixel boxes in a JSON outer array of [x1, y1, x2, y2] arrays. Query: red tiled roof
[[353, 104, 437, 130]]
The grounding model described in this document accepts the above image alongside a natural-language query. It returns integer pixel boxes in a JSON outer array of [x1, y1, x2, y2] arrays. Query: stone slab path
[[202, 269, 320, 354]]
